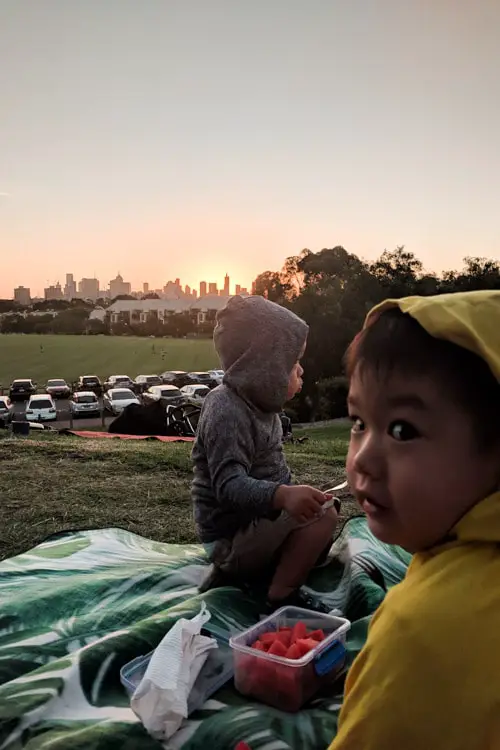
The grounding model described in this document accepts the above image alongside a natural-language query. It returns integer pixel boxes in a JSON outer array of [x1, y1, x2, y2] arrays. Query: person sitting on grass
[[329, 289, 500, 750], [192, 294, 338, 612]]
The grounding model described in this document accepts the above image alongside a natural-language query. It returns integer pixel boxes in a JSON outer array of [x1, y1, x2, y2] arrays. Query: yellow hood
[[365, 289, 500, 382]]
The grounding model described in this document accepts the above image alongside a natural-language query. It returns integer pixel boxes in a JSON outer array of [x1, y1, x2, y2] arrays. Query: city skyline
[[13, 271, 249, 303], [2, 3, 500, 299]]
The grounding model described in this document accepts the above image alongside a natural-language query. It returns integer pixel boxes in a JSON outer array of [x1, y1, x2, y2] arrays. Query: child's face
[[286, 342, 306, 402], [346, 367, 499, 552]]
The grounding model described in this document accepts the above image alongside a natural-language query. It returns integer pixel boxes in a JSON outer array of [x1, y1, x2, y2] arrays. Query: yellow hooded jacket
[[329, 290, 500, 750]]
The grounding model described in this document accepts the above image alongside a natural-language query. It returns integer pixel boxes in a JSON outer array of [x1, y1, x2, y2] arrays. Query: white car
[[208, 369, 224, 385], [180, 384, 210, 406], [103, 388, 140, 415], [25, 394, 57, 421], [142, 385, 185, 407]]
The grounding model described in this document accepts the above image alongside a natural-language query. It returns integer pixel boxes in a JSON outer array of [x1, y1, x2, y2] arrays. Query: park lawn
[[0, 334, 219, 388], [0, 423, 354, 561]]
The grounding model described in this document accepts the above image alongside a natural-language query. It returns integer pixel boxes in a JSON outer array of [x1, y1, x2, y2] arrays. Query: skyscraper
[[14, 286, 31, 305], [235, 284, 241, 295], [223, 273, 230, 296], [208, 282, 218, 295], [79, 278, 100, 301], [199, 281, 207, 297], [109, 274, 131, 298], [143, 282, 149, 295], [64, 273, 77, 300], [44, 283, 63, 301]]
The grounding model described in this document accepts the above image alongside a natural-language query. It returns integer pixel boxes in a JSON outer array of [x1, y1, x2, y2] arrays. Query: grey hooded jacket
[[191, 295, 308, 543]]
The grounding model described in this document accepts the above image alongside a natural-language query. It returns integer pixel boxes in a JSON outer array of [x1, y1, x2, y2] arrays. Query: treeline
[[253, 246, 500, 421]]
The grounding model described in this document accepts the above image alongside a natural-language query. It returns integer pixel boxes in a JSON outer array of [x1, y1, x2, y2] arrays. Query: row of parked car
[[0, 369, 225, 424]]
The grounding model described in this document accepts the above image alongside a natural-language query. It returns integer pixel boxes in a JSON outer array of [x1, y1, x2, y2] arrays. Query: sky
[[1, 0, 500, 298]]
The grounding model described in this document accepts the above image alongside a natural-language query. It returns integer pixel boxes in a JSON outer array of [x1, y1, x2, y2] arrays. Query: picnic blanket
[[0, 518, 411, 750]]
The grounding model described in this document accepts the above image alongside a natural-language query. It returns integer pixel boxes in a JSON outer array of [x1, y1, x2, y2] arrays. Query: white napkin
[[131, 602, 217, 740]]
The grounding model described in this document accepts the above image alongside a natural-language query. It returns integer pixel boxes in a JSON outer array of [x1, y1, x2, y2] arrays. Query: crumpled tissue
[[131, 602, 217, 740]]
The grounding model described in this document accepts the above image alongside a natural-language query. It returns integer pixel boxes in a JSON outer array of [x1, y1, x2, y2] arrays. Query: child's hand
[[273, 485, 328, 523]]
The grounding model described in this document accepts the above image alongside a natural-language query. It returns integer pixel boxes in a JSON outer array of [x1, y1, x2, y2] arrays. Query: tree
[[253, 271, 289, 304], [142, 292, 160, 300], [370, 246, 424, 298]]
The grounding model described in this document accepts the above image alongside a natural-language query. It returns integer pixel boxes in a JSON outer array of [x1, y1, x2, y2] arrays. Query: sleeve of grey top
[[199, 400, 280, 516]]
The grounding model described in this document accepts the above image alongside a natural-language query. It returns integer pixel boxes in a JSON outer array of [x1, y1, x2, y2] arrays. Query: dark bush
[[316, 376, 349, 420]]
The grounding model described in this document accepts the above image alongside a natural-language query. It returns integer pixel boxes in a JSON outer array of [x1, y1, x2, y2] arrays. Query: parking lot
[[10, 397, 114, 430]]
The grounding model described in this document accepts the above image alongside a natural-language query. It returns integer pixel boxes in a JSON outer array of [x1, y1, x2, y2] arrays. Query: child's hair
[[344, 307, 500, 453]]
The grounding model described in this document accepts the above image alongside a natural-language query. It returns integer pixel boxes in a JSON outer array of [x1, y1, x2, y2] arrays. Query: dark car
[[9, 379, 37, 401], [134, 374, 163, 394], [75, 375, 102, 395], [45, 378, 71, 399], [103, 375, 136, 392], [161, 370, 190, 388], [186, 371, 218, 389]]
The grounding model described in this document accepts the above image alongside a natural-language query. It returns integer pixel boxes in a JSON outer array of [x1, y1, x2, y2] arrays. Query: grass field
[[0, 423, 354, 561], [0, 333, 219, 387]]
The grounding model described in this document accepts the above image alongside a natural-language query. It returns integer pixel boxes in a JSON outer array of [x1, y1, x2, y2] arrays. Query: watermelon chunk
[[309, 628, 326, 642], [275, 629, 291, 647], [285, 643, 301, 660], [252, 639, 266, 651], [295, 637, 319, 657], [291, 621, 307, 643], [259, 631, 277, 647], [268, 638, 288, 657]]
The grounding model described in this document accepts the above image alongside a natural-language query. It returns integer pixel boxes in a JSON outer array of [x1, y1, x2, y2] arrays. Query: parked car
[[75, 375, 102, 395], [45, 378, 71, 399], [180, 384, 210, 406], [142, 385, 185, 407], [69, 391, 101, 418], [186, 372, 218, 388], [161, 370, 190, 388], [103, 388, 140, 415], [25, 394, 57, 421], [9, 379, 37, 401], [208, 369, 224, 385], [134, 374, 163, 393], [0, 396, 14, 425], [103, 375, 136, 392]]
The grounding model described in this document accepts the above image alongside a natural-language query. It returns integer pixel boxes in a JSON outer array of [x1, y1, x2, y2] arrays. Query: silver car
[[69, 391, 101, 418], [0, 396, 14, 425], [103, 388, 141, 415]]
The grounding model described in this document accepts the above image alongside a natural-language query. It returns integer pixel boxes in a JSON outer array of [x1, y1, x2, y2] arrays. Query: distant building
[[223, 273, 230, 296], [14, 286, 31, 306], [44, 283, 63, 301], [208, 282, 218, 295], [240, 287, 248, 294], [109, 274, 131, 298], [78, 277, 99, 301], [143, 282, 149, 295], [64, 273, 77, 300], [199, 281, 207, 297], [185, 284, 191, 296], [106, 294, 231, 327], [191, 288, 198, 298], [235, 284, 242, 295]]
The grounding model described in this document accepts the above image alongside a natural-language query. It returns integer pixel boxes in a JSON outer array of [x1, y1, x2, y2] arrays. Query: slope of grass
[[0, 334, 218, 387], [0, 424, 353, 561]]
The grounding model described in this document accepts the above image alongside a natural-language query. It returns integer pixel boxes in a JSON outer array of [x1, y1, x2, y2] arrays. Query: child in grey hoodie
[[192, 295, 338, 610]]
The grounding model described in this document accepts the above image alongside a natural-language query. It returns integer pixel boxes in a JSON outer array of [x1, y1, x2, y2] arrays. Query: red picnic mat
[[59, 430, 194, 442]]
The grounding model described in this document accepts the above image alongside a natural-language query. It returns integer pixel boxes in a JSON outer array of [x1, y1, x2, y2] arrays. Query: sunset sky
[[2, 0, 499, 298]]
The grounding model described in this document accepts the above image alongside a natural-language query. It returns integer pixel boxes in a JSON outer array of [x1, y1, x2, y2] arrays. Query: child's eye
[[350, 416, 365, 433], [389, 420, 420, 441]]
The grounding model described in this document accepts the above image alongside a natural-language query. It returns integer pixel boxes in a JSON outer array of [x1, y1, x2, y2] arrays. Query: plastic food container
[[120, 637, 234, 715], [229, 606, 350, 712]]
